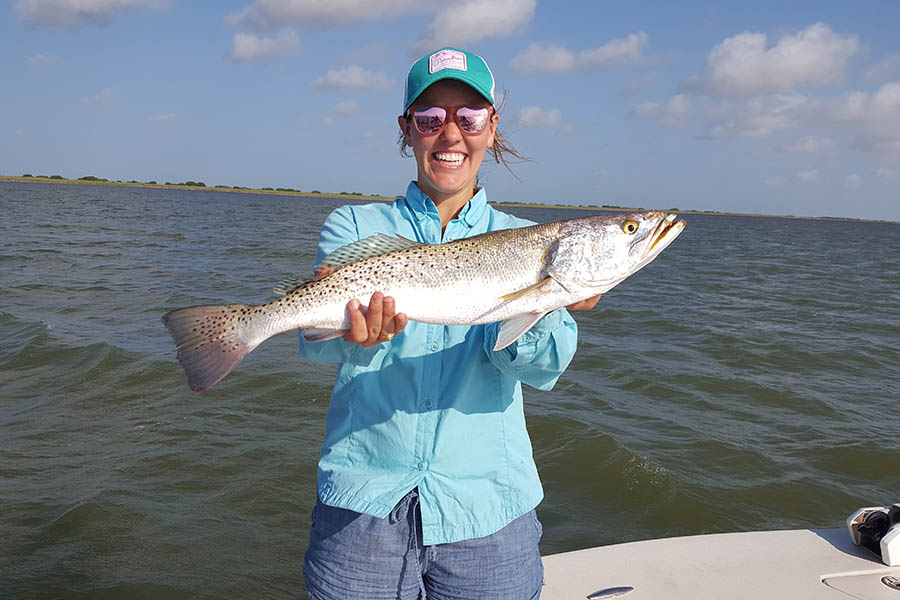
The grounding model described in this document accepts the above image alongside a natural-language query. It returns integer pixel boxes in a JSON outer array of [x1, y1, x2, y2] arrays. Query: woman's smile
[[432, 151, 467, 168]]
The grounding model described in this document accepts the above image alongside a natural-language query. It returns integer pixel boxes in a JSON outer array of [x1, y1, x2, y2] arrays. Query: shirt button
[[425, 400, 433, 408], [417, 462, 427, 471], [431, 342, 439, 351]]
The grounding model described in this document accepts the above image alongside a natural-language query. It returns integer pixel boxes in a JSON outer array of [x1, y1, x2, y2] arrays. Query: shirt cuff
[[505, 309, 567, 363], [346, 342, 384, 367]]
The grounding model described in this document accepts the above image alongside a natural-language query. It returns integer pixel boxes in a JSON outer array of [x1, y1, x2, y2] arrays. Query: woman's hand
[[344, 292, 408, 348], [566, 294, 602, 311]]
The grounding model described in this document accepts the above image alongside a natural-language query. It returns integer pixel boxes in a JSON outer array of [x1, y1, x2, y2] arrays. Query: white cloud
[[330, 101, 360, 117], [516, 106, 563, 128], [704, 94, 805, 139], [312, 66, 393, 91], [230, 30, 300, 62], [815, 81, 900, 155], [414, 0, 535, 53], [796, 169, 819, 182], [16, 0, 163, 28], [764, 176, 784, 186], [81, 87, 117, 104], [821, 81, 900, 127], [782, 136, 835, 153], [632, 94, 689, 129], [511, 43, 576, 73], [855, 136, 900, 154], [511, 32, 648, 73], [26, 52, 57, 65], [580, 32, 648, 67], [149, 113, 175, 121], [844, 174, 861, 187], [695, 23, 858, 96], [863, 55, 900, 84], [227, 0, 432, 30], [322, 101, 360, 127], [228, 0, 533, 56], [875, 167, 898, 178]]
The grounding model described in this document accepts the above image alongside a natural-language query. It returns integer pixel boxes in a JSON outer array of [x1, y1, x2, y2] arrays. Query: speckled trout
[[163, 211, 685, 391]]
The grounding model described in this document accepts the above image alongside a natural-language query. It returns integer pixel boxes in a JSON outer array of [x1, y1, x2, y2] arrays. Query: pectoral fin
[[301, 328, 347, 343], [494, 311, 548, 351], [498, 277, 554, 303]]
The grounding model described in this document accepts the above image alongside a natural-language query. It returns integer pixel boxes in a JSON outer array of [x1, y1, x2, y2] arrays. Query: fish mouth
[[646, 213, 686, 257]]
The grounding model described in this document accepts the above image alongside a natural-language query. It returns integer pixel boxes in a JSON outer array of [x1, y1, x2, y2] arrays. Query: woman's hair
[[398, 93, 527, 175]]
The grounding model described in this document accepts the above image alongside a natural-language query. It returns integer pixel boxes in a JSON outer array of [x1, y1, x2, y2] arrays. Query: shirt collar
[[404, 181, 489, 227]]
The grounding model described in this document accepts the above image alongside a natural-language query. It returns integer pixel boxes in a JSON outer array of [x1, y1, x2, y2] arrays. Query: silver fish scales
[[163, 211, 685, 391]]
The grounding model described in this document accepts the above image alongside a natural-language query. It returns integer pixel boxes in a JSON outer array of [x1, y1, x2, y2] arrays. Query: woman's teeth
[[433, 152, 465, 166]]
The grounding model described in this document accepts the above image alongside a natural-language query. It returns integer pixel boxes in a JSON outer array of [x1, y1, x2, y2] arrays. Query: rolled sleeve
[[484, 308, 578, 391]]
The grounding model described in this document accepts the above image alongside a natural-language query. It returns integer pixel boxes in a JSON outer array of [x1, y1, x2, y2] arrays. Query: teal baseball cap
[[403, 47, 496, 111]]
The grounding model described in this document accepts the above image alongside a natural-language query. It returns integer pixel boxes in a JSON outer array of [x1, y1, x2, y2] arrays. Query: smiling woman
[[297, 47, 601, 600]]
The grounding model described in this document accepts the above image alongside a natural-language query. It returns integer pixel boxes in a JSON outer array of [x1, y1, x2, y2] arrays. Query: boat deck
[[541, 528, 900, 599]]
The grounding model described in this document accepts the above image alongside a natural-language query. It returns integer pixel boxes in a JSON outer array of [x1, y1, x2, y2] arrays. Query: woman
[[300, 47, 600, 599]]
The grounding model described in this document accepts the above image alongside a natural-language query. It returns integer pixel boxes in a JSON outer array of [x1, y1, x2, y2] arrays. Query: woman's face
[[399, 79, 497, 205]]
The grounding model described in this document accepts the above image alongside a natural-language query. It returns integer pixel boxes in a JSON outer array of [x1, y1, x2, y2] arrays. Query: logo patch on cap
[[429, 49, 467, 74]]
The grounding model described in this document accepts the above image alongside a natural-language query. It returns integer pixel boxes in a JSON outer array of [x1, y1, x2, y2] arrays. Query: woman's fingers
[[343, 298, 369, 344], [566, 294, 602, 311], [342, 293, 407, 347], [392, 312, 409, 335], [365, 293, 385, 341]]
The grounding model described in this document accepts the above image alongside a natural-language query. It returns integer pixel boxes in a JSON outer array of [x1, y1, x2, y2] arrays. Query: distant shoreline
[[0, 175, 397, 202], [2, 175, 896, 225], [491, 201, 900, 224]]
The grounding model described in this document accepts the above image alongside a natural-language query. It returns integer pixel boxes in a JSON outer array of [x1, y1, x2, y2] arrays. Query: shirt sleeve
[[297, 205, 384, 367], [482, 308, 578, 391]]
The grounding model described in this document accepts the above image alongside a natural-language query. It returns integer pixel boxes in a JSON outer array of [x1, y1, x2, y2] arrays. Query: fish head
[[548, 211, 685, 294]]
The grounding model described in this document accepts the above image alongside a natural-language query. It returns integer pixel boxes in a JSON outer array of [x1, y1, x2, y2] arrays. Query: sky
[[3, 0, 900, 220]]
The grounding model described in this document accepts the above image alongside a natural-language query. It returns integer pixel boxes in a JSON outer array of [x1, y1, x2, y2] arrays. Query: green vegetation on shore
[[2, 173, 895, 224], [2, 174, 396, 202]]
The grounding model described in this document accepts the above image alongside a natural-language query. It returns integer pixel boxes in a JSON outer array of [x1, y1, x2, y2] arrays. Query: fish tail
[[162, 303, 266, 392]]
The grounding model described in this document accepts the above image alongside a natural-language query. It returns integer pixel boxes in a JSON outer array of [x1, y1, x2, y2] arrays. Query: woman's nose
[[439, 120, 463, 142]]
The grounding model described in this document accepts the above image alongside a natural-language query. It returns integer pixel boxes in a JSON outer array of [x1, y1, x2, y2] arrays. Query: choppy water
[[1, 181, 898, 599]]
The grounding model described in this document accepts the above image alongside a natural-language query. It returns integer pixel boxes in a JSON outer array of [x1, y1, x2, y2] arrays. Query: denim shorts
[[303, 488, 544, 600]]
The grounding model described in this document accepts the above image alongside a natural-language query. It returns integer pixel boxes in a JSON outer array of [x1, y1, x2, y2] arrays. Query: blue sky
[[3, 0, 899, 219]]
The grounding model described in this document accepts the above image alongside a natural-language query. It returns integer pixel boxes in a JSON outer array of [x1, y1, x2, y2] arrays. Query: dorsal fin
[[318, 233, 423, 272], [273, 276, 311, 295]]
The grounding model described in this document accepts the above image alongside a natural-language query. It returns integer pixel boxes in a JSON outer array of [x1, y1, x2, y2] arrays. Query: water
[[1, 181, 898, 599]]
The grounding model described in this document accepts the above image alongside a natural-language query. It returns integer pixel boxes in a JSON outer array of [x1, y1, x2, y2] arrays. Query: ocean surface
[[1, 181, 898, 599]]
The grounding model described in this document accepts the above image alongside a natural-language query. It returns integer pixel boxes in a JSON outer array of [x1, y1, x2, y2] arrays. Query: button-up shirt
[[299, 182, 578, 545]]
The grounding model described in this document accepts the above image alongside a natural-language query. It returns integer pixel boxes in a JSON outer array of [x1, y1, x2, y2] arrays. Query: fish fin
[[301, 327, 347, 343], [498, 277, 554, 303], [318, 233, 423, 272], [493, 311, 548, 351], [273, 276, 311, 295], [162, 304, 264, 392]]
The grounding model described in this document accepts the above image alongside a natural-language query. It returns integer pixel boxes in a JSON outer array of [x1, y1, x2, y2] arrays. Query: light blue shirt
[[299, 182, 578, 545]]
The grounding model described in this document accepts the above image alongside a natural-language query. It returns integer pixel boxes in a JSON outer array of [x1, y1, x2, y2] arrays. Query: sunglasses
[[408, 106, 493, 136]]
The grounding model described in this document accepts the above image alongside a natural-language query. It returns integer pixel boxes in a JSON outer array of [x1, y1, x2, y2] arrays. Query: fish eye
[[622, 220, 639, 234]]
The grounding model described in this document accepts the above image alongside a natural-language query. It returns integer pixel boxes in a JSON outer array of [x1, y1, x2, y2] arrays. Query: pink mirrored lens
[[411, 106, 491, 135], [456, 107, 490, 133], [412, 107, 447, 134]]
